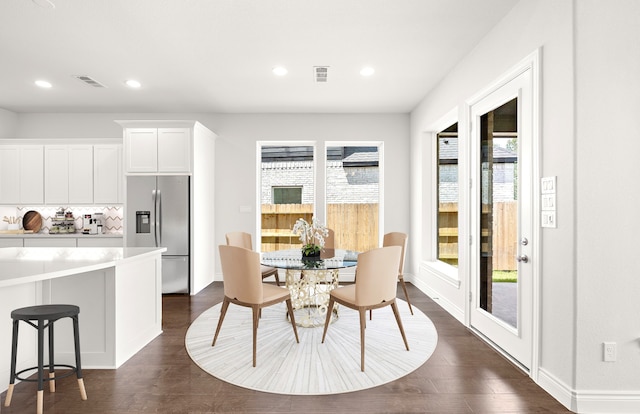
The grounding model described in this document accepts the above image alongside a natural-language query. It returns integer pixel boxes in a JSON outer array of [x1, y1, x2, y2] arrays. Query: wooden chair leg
[[212, 298, 230, 346], [321, 298, 336, 343], [359, 309, 367, 372], [252, 305, 260, 367], [273, 271, 281, 287], [390, 301, 409, 351], [285, 299, 299, 343], [399, 276, 413, 315]]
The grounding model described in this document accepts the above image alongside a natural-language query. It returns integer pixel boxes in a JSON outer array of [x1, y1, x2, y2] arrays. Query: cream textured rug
[[185, 299, 437, 395]]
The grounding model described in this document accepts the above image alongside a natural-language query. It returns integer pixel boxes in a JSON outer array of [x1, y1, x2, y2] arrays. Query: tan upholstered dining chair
[[383, 232, 412, 315], [321, 245, 409, 371], [213, 245, 299, 367], [225, 231, 280, 286]]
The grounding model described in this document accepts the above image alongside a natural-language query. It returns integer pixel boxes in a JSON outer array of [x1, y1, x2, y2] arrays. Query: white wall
[[574, 0, 640, 403], [0, 108, 17, 137], [411, 0, 640, 412], [13, 112, 410, 274]]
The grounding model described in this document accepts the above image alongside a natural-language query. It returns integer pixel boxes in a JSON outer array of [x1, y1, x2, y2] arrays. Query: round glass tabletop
[[260, 248, 358, 270]]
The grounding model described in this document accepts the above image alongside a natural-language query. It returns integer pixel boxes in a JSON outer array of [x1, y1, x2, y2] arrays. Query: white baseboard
[[406, 273, 465, 324], [538, 368, 640, 413]]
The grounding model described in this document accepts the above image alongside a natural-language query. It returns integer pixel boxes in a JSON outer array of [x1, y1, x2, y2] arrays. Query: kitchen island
[[0, 247, 166, 395]]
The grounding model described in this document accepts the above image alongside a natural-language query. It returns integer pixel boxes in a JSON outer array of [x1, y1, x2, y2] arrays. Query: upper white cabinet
[[20, 146, 45, 204], [124, 127, 191, 174], [0, 145, 44, 204], [45, 145, 94, 204], [94, 145, 122, 204]]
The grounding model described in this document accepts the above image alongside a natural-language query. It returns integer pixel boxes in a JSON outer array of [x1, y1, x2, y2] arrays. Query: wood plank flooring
[[1, 282, 572, 413]]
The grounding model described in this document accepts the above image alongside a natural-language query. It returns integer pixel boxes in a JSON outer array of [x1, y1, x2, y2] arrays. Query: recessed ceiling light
[[360, 66, 375, 77], [35, 80, 52, 88], [272, 66, 288, 76], [125, 79, 141, 88]]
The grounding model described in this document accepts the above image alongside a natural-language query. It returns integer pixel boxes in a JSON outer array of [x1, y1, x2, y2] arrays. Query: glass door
[[469, 65, 535, 370]]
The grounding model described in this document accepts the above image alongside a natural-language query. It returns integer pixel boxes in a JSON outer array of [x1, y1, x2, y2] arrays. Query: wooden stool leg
[[48, 319, 56, 392], [72, 315, 87, 400], [4, 384, 14, 407], [37, 389, 43, 414]]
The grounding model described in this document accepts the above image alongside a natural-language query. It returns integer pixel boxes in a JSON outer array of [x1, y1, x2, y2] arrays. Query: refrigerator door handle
[[157, 189, 162, 246], [152, 189, 159, 247]]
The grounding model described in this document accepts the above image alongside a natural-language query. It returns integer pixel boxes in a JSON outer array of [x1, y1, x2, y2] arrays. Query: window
[[326, 145, 380, 252], [273, 187, 302, 204], [259, 144, 315, 252], [437, 123, 459, 267]]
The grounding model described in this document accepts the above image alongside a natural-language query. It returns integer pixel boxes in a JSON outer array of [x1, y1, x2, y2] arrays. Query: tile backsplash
[[13, 206, 123, 234]]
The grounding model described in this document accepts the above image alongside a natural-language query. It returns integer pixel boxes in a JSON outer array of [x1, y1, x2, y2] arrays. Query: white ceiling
[[0, 0, 518, 114]]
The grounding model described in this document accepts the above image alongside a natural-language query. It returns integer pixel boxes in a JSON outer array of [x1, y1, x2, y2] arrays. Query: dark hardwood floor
[[1, 282, 572, 413]]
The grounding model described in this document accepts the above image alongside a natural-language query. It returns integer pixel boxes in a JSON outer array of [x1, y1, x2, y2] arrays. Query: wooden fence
[[261, 203, 378, 252], [439, 202, 517, 270]]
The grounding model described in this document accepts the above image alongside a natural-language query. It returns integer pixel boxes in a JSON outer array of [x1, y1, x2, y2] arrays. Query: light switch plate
[[541, 211, 557, 228], [541, 176, 556, 194]]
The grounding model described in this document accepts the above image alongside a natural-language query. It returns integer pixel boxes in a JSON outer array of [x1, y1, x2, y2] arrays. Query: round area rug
[[185, 299, 437, 395]]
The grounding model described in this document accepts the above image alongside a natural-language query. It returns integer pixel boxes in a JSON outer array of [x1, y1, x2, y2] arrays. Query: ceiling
[[0, 0, 518, 114]]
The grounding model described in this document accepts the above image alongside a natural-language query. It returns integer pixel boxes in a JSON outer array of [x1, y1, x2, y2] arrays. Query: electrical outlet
[[604, 342, 616, 362]]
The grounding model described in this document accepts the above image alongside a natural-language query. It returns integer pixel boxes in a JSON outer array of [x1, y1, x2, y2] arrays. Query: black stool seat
[[4, 304, 87, 414], [12, 304, 80, 321]]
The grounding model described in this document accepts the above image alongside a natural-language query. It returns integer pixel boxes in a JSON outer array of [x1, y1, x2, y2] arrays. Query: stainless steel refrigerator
[[126, 176, 190, 294]]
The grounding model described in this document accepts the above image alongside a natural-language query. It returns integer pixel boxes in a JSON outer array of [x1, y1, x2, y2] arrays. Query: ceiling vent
[[73, 75, 107, 88], [313, 66, 329, 83]]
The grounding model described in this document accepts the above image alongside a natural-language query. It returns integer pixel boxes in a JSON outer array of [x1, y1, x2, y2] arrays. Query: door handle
[[516, 254, 529, 263]]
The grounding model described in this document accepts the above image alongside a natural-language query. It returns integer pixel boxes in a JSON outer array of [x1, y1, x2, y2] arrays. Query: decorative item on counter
[[3, 216, 21, 231], [292, 217, 329, 258], [51, 209, 76, 234]]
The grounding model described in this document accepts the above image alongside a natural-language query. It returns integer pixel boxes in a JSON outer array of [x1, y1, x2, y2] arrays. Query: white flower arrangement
[[292, 217, 329, 256]]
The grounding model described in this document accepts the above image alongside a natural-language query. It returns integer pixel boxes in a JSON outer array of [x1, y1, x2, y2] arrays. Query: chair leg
[[72, 315, 87, 401], [399, 276, 413, 315], [4, 320, 19, 407], [37, 320, 45, 414], [273, 270, 281, 287], [212, 298, 230, 346], [285, 299, 299, 343], [321, 298, 336, 343], [390, 301, 410, 351], [48, 319, 55, 393], [359, 309, 367, 372], [252, 305, 260, 367]]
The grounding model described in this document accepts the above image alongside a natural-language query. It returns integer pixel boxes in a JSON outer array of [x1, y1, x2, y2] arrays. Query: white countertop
[[0, 233, 123, 238], [0, 247, 166, 288]]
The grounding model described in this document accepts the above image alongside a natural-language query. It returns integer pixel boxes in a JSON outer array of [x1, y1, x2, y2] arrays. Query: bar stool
[[4, 304, 87, 414]]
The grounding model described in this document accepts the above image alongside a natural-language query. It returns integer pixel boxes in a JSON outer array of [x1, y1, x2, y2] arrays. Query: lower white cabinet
[[24, 238, 77, 248], [0, 239, 24, 247], [77, 238, 123, 247]]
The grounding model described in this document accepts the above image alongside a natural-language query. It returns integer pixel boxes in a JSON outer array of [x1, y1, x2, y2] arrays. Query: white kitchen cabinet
[[0, 146, 20, 203], [19, 146, 44, 204], [0, 145, 45, 205], [94, 145, 122, 203], [24, 238, 77, 247], [124, 127, 191, 174], [0, 238, 24, 247], [44, 145, 70, 204], [69, 145, 94, 203], [77, 237, 123, 247], [45, 145, 94, 204]]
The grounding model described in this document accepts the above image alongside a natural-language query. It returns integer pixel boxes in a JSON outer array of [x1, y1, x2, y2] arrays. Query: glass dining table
[[260, 248, 358, 327]]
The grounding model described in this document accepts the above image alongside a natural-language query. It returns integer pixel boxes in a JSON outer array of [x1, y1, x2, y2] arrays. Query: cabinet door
[[24, 238, 77, 247], [94, 145, 122, 203], [0, 238, 24, 247], [77, 237, 123, 247], [125, 128, 158, 173], [0, 146, 20, 204], [19, 146, 44, 204], [45, 145, 70, 204], [69, 145, 94, 204], [158, 128, 191, 173]]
